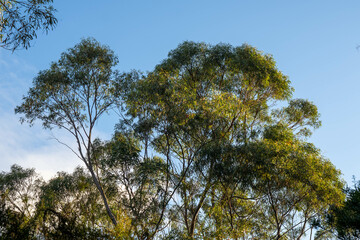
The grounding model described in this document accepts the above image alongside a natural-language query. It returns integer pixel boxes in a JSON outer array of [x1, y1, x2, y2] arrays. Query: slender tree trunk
[[86, 123, 118, 227], [189, 183, 211, 237], [88, 165, 118, 226]]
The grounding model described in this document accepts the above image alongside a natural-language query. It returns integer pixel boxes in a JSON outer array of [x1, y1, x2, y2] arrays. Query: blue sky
[[1, 1, 360, 183]]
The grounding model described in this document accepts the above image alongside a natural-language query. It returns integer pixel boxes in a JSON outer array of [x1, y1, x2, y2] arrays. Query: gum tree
[[0, 165, 43, 239], [123, 41, 344, 239], [14, 40, 345, 238], [124, 41, 294, 237], [15, 38, 121, 226], [36, 167, 114, 239]]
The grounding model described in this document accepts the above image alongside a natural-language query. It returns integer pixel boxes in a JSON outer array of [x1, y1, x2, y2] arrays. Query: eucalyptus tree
[[89, 128, 168, 239], [36, 167, 114, 239], [122, 41, 344, 239], [123, 41, 293, 237], [14, 39, 345, 239], [238, 124, 343, 239], [0, 165, 43, 239], [0, 0, 57, 50], [15, 38, 122, 226]]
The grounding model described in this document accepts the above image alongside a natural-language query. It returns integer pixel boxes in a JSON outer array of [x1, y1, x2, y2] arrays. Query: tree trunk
[[88, 166, 118, 226]]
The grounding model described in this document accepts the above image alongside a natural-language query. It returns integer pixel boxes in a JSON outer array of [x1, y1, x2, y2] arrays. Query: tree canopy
[[327, 180, 360, 239], [15, 37, 122, 227], [12, 39, 345, 239], [120, 41, 343, 239]]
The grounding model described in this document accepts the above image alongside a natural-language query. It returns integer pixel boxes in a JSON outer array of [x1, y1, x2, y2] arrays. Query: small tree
[[0, 165, 42, 239], [329, 180, 360, 239], [15, 38, 121, 226], [37, 167, 113, 239]]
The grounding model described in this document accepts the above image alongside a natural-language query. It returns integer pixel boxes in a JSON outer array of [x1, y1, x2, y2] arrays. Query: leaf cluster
[[0, 0, 57, 50]]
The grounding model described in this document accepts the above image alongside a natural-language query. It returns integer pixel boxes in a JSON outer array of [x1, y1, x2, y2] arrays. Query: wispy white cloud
[[0, 111, 80, 180], [0, 53, 78, 179], [0, 52, 114, 179]]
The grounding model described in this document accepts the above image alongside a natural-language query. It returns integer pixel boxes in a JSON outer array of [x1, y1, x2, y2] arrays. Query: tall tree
[[122, 41, 344, 239], [15, 38, 121, 226], [14, 40, 345, 239], [123, 41, 293, 238], [0, 0, 57, 51]]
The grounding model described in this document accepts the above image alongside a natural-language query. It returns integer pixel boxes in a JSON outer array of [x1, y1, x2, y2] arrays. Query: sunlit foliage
[[11, 39, 345, 239]]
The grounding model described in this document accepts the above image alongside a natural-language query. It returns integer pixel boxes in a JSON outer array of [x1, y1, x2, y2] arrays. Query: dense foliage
[[327, 180, 360, 239], [9, 39, 345, 239]]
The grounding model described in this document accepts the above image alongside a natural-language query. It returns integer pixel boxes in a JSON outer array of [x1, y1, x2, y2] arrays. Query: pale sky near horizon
[[1, 1, 360, 184]]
